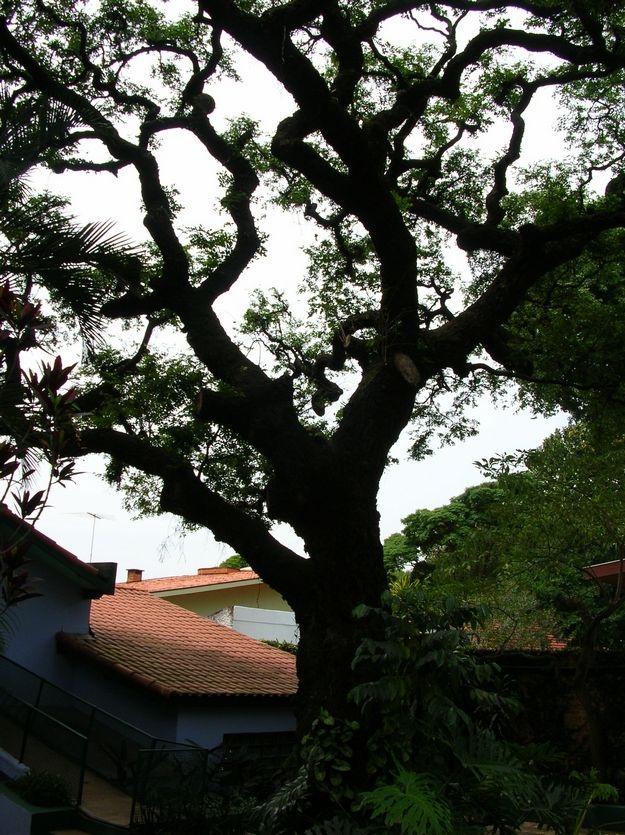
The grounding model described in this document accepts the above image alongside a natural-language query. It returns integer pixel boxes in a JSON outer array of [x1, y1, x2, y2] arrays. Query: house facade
[[0, 509, 297, 752], [120, 566, 299, 643], [57, 585, 297, 747], [0, 506, 115, 684]]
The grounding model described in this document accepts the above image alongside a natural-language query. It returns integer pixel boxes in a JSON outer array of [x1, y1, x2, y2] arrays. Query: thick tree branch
[[427, 206, 625, 370], [485, 84, 532, 226], [186, 108, 262, 301], [319, 4, 363, 107], [373, 25, 625, 137], [359, 1, 571, 35], [78, 427, 311, 607]]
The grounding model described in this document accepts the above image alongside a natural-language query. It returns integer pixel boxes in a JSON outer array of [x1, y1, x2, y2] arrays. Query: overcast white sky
[[35, 405, 565, 581], [26, 10, 569, 580]]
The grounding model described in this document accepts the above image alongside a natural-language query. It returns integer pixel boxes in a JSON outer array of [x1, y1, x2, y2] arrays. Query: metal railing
[[130, 742, 223, 826], [0, 656, 293, 828], [0, 655, 219, 823], [22, 703, 88, 801]]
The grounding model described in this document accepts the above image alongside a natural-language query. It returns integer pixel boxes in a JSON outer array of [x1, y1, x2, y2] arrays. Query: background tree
[[478, 423, 625, 776], [219, 553, 249, 569], [382, 532, 415, 579], [401, 483, 503, 576], [476, 424, 625, 649], [1, 1, 625, 738], [398, 426, 625, 651], [395, 424, 625, 778]]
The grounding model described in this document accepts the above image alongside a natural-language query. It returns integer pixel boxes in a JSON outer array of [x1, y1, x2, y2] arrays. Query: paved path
[[80, 767, 132, 827], [1, 714, 132, 828]]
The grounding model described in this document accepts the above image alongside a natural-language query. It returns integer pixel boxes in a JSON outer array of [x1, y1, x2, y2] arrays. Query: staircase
[[1, 658, 290, 834], [49, 808, 130, 834], [0, 657, 153, 831]]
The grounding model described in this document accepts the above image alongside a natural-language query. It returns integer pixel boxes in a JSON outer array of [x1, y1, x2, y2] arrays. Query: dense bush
[[9, 770, 71, 807], [132, 582, 617, 833], [256, 581, 615, 834]]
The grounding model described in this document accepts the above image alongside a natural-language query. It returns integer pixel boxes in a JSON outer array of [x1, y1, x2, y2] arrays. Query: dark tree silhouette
[[1, 0, 625, 729]]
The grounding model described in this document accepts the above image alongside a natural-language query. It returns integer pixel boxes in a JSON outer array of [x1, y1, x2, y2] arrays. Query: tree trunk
[[294, 547, 387, 732], [268, 467, 389, 733]]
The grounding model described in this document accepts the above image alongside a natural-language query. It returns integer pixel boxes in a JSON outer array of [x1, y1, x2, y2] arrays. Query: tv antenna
[[68, 511, 115, 561]]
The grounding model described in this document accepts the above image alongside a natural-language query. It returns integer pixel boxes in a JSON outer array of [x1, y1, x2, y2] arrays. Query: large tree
[[2, 0, 625, 729]]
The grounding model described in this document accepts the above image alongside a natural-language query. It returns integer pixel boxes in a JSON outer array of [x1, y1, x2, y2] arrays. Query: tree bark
[[293, 503, 388, 729]]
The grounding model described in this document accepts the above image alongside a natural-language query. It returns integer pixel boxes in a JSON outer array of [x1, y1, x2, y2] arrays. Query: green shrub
[[9, 770, 71, 807], [356, 769, 454, 835], [133, 789, 257, 834], [261, 638, 298, 655], [257, 581, 613, 834]]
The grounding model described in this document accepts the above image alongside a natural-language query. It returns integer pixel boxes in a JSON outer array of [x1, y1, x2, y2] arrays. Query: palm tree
[[0, 88, 142, 350], [0, 89, 143, 625]]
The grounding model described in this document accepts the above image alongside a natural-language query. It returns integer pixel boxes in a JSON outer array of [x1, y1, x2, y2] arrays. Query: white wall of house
[[175, 703, 296, 749], [3, 565, 91, 686], [160, 582, 290, 617], [57, 663, 297, 750], [65, 662, 178, 742], [232, 606, 299, 643]]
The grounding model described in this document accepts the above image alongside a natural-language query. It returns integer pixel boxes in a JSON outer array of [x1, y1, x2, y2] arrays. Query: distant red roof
[[57, 587, 297, 701], [475, 622, 567, 652], [117, 568, 261, 594], [585, 560, 624, 585]]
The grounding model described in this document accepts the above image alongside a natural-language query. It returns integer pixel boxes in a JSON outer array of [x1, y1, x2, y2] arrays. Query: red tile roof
[[475, 622, 567, 651], [117, 569, 261, 593], [57, 587, 297, 700], [585, 560, 624, 585]]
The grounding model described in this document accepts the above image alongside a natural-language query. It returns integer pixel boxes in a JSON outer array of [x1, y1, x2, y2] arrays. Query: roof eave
[[149, 578, 263, 597], [0, 506, 116, 596]]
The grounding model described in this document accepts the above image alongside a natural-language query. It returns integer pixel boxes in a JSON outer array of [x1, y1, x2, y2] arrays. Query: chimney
[[126, 568, 144, 583]]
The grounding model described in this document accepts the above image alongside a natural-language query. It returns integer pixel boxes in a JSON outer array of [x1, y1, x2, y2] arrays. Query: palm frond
[[0, 91, 144, 351], [0, 202, 143, 349], [0, 92, 81, 192]]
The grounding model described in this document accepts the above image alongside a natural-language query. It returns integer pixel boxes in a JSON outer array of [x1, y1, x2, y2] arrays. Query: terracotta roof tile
[[475, 622, 567, 651], [57, 587, 297, 700], [117, 569, 260, 593]]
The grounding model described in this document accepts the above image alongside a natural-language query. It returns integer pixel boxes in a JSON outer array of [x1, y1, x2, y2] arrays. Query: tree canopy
[[219, 552, 249, 569], [402, 482, 502, 563], [2, 0, 625, 730], [398, 423, 625, 651]]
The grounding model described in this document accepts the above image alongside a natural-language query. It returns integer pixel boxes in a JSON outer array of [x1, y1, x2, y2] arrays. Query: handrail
[[1, 654, 212, 753], [21, 702, 89, 743], [135, 743, 219, 754], [2, 655, 224, 825], [10, 694, 89, 804], [0, 655, 168, 744]]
